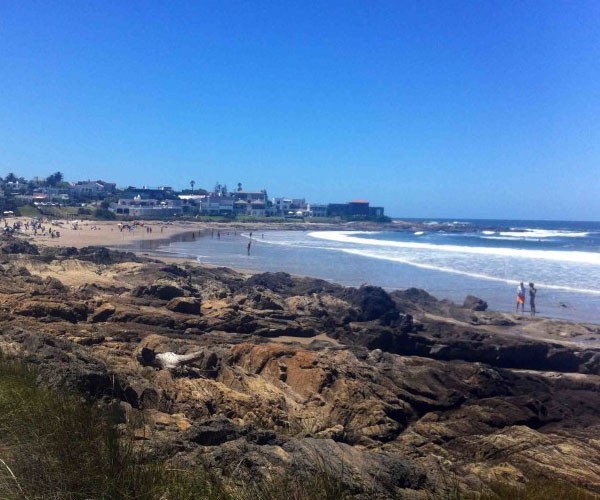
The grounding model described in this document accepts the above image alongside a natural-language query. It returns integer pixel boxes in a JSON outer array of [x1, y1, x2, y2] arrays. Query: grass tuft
[[0, 356, 353, 500]]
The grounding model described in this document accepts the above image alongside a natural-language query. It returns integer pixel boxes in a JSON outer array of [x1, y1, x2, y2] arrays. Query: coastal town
[[0, 172, 386, 221]]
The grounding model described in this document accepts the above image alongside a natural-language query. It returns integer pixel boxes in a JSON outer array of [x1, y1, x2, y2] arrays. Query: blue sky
[[1, 1, 599, 220]]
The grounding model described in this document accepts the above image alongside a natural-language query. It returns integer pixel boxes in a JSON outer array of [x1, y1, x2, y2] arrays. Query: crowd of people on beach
[[516, 281, 537, 316], [2, 218, 61, 239]]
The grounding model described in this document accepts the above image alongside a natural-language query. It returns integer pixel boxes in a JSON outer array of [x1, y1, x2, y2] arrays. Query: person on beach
[[529, 282, 537, 316], [247, 240, 251, 255], [516, 282, 526, 313]]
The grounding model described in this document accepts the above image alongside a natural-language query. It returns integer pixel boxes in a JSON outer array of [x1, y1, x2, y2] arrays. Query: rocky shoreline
[[1, 238, 599, 498]]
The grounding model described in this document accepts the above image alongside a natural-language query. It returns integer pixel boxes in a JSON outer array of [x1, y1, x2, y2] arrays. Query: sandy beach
[[8, 219, 201, 249], [8, 217, 381, 250]]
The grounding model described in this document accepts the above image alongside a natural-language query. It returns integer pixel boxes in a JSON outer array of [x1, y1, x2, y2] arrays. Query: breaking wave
[[310, 231, 600, 265]]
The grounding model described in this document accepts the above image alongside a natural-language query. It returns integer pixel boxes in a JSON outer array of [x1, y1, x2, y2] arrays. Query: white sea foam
[[339, 248, 600, 295], [501, 229, 589, 238], [481, 230, 495, 235], [481, 236, 525, 241], [309, 231, 600, 265]]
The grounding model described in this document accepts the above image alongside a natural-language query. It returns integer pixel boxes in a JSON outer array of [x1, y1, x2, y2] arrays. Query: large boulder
[[131, 282, 186, 301], [344, 285, 401, 325], [166, 297, 201, 315], [89, 303, 116, 323], [0, 239, 39, 255], [184, 418, 248, 446], [14, 300, 89, 323], [234, 288, 286, 311], [464, 295, 488, 311], [77, 246, 143, 264]]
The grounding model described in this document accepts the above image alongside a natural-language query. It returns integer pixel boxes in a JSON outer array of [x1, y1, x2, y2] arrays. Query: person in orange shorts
[[516, 282, 526, 313]]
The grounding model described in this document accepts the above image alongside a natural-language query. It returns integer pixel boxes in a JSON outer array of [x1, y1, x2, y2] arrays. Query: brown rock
[[166, 297, 201, 315], [14, 300, 88, 323], [464, 295, 488, 311], [89, 303, 116, 323]]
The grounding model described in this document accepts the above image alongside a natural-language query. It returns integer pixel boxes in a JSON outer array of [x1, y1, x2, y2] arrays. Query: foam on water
[[156, 225, 600, 323], [339, 248, 600, 295], [310, 231, 600, 265], [501, 229, 590, 238]]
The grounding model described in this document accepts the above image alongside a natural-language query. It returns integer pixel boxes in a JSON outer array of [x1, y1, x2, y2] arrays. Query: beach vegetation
[[0, 356, 353, 500], [94, 207, 117, 220], [11, 204, 35, 217]]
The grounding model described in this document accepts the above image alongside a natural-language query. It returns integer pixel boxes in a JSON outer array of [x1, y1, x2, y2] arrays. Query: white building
[[110, 197, 183, 218], [70, 180, 116, 198], [198, 195, 234, 215], [233, 190, 269, 216]]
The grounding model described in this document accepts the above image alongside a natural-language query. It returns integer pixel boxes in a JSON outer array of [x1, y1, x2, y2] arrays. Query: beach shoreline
[[10, 217, 412, 272], [7, 216, 600, 326]]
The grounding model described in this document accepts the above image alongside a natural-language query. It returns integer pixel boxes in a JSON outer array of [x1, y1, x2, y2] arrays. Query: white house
[[198, 195, 234, 215], [70, 180, 116, 198], [109, 197, 183, 218]]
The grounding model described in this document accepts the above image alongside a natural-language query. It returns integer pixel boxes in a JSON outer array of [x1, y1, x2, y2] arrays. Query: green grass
[[14, 205, 40, 217], [0, 357, 352, 500], [0, 357, 232, 500]]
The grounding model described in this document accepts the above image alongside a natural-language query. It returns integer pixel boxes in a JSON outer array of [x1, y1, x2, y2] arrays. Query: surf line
[[309, 231, 600, 266], [340, 248, 600, 296]]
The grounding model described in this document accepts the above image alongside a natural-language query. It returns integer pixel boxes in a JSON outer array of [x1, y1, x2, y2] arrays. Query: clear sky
[[1, 1, 599, 220]]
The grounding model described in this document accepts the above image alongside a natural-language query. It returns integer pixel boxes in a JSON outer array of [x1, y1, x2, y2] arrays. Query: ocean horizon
[[150, 219, 600, 324]]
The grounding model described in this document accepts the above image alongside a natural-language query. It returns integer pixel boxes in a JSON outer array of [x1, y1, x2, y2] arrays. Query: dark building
[[122, 186, 175, 200], [327, 199, 383, 218]]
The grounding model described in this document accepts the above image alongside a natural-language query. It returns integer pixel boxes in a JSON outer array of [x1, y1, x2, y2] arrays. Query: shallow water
[[154, 226, 600, 324]]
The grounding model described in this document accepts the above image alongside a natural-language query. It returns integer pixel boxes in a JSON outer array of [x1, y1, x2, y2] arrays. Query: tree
[[190, 180, 195, 193], [237, 182, 243, 192], [5, 173, 17, 183], [46, 171, 63, 187]]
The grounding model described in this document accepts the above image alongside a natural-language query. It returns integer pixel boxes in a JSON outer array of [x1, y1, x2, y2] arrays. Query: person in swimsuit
[[516, 282, 526, 313]]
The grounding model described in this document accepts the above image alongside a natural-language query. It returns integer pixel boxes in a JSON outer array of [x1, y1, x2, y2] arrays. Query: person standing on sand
[[529, 282, 537, 316], [516, 282, 526, 313]]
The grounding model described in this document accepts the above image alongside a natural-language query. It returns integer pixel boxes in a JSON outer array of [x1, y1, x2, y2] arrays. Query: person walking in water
[[529, 282, 537, 316], [516, 282, 526, 313]]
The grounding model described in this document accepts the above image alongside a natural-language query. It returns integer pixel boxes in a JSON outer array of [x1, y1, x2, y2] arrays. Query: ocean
[[153, 219, 600, 324]]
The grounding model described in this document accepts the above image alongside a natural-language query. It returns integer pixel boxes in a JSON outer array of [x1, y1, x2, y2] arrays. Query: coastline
[[7, 221, 600, 345], [2, 223, 600, 495], [10, 216, 600, 326]]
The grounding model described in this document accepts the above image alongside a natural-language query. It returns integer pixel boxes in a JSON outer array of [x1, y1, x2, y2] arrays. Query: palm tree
[[190, 180, 195, 193]]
